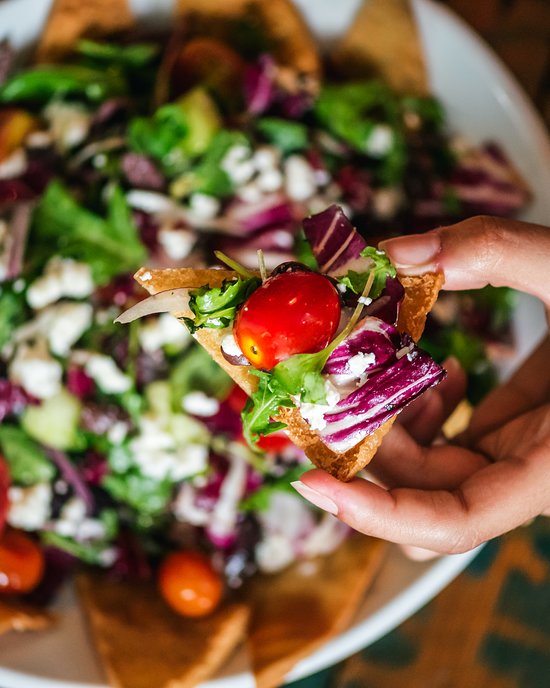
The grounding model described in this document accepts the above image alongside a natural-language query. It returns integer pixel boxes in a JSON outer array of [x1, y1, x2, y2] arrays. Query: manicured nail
[[291, 481, 339, 516], [379, 232, 441, 274]]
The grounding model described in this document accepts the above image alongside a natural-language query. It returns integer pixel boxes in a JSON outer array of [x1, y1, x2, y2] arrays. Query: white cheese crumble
[[253, 146, 280, 171], [7, 482, 52, 530], [256, 534, 295, 573], [80, 353, 132, 394], [107, 421, 128, 445], [158, 227, 195, 261], [256, 168, 283, 193], [26, 257, 94, 310], [358, 295, 373, 306], [298, 380, 341, 432], [139, 312, 190, 353], [221, 145, 254, 186], [284, 155, 317, 201], [347, 352, 376, 376], [181, 391, 220, 417], [237, 181, 263, 204], [126, 190, 177, 214], [47, 302, 93, 357], [130, 415, 208, 481], [9, 340, 63, 399], [53, 496, 107, 541], [366, 124, 394, 157], [188, 193, 220, 220]]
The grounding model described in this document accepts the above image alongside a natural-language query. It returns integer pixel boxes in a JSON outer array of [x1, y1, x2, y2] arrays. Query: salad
[[0, 6, 530, 622]]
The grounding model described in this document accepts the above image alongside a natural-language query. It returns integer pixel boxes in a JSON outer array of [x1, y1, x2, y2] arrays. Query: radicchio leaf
[[319, 335, 445, 453], [302, 204, 367, 275]]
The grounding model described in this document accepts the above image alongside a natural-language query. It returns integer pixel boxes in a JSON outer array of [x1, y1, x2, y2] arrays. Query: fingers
[[466, 336, 550, 443], [293, 436, 550, 551], [379, 215, 550, 308]]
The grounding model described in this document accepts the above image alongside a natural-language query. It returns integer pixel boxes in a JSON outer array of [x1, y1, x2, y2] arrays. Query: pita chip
[[77, 573, 249, 688], [330, 0, 430, 96], [0, 597, 53, 635], [35, 0, 135, 63], [246, 535, 386, 688]]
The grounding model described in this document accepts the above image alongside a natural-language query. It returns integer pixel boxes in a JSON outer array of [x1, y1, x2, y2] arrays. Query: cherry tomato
[[158, 550, 223, 618], [234, 271, 341, 370], [0, 456, 9, 534], [0, 529, 44, 594]]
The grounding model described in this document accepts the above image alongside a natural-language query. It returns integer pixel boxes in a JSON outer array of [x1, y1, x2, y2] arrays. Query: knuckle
[[469, 215, 509, 275]]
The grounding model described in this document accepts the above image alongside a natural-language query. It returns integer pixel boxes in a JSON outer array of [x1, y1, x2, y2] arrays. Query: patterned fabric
[[289, 518, 550, 688]]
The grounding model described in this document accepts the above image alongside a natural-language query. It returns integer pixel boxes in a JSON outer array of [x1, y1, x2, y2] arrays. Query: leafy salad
[[0, 25, 529, 613]]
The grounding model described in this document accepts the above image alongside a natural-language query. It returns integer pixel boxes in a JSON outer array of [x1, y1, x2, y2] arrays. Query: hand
[[291, 215, 550, 554]]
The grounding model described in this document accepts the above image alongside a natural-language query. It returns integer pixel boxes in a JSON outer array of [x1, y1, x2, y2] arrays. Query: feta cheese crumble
[[181, 391, 220, 417], [284, 155, 317, 201], [7, 482, 52, 530], [139, 312, 190, 353], [158, 227, 195, 261], [9, 340, 63, 399], [366, 124, 394, 157], [347, 351, 376, 376], [26, 257, 94, 310]]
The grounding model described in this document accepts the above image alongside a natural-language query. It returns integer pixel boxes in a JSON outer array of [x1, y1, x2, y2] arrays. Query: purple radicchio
[[302, 204, 367, 275], [318, 326, 445, 453]]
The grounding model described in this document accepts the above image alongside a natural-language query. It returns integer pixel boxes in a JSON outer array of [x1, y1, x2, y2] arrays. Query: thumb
[[379, 215, 550, 307]]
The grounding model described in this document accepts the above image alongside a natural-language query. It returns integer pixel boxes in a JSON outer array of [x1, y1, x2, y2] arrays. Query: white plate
[[1, 1, 549, 686]]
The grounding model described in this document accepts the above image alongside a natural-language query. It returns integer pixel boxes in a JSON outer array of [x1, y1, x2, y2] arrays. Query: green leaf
[[41, 531, 115, 565], [76, 40, 159, 68], [256, 117, 309, 154], [0, 286, 26, 350], [102, 469, 173, 518], [32, 181, 146, 284], [170, 345, 233, 407], [184, 276, 261, 333], [272, 350, 330, 403], [0, 65, 126, 104], [0, 426, 55, 486], [241, 371, 294, 448], [337, 246, 396, 299]]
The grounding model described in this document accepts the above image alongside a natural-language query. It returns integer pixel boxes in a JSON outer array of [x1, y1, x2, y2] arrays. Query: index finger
[[379, 215, 550, 308]]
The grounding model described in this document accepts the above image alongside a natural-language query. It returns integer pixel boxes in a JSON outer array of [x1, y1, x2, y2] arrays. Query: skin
[[292, 215, 550, 555]]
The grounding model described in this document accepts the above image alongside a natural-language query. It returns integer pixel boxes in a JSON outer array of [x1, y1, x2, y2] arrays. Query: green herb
[[76, 40, 159, 68], [241, 464, 310, 512], [0, 65, 126, 104], [32, 181, 146, 284], [337, 246, 396, 299], [256, 117, 309, 154], [241, 371, 295, 448], [41, 530, 117, 565], [102, 469, 173, 521], [0, 426, 55, 485], [183, 276, 261, 333], [293, 230, 319, 271]]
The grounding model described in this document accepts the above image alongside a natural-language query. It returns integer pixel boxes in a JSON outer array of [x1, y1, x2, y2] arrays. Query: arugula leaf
[[41, 530, 116, 565], [241, 371, 294, 448], [32, 181, 146, 284], [337, 246, 396, 299], [0, 286, 26, 350], [183, 276, 261, 333], [102, 469, 173, 523], [241, 464, 309, 512], [0, 425, 55, 485], [256, 118, 309, 154], [272, 350, 330, 403]]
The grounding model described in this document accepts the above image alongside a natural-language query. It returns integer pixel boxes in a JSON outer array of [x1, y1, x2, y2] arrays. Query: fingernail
[[379, 232, 441, 274], [291, 481, 339, 516]]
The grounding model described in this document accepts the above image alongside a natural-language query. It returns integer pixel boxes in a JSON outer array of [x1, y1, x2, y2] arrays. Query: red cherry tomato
[[0, 529, 45, 594], [0, 456, 10, 534], [234, 271, 341, 370], [158, 550, 223, 618]]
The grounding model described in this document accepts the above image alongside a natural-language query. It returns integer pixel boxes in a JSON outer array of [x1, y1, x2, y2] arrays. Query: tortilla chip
[[135, 267, 443, 481], [330, 0, 429, 96], [246, 535, 386, 688], [35, 0, 135, 63], [0, 598, 53, 635], [77, 573, 249, 688], [173, 0, 320, 91]]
